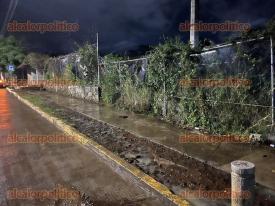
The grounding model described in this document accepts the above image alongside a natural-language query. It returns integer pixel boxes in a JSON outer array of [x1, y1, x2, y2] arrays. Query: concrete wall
[[45, 85, 100, 103]]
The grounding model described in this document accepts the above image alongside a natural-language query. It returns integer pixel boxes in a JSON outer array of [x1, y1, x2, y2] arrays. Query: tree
[[146, 37, 194, 97], [23, 53, 49, 71], [77, 42, 98, 84], [240, 17, 275, 40], [0, 36, 25, 71], [266, 17, 275, 38]]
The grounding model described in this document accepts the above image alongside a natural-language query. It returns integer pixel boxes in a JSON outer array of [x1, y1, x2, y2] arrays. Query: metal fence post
[[97, 33, 100, 86], [163, 82, 167, 117], [271, 36, 274, 127]]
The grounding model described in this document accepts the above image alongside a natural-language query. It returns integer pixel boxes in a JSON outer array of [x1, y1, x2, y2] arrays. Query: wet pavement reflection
[[0, 89, 11, 133], [0, 89, 162, 206]]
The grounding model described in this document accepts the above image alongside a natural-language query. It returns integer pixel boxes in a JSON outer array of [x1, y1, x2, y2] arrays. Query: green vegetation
[[77, 42, 98, 85], [23, 53, 50, 80], [30, 18, 275, 136], [0, 36, 25, 70], [241, 17, 275, 40], [45, 57, 61, 79], [63, 64, 76, 81], [21, 93, 55, 116], [23, 53, 49, 70], [101, 54, 151, 112], [101, 55, 122, 104], [146, 38, 195, 115], [100, 36, 271, 136]]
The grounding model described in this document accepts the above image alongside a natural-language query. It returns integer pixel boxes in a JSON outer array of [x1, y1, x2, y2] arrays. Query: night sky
[[0, 0, 274, 55]]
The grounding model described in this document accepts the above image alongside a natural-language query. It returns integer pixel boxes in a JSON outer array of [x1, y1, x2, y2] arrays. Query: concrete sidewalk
[[26, 90, 275, 191]]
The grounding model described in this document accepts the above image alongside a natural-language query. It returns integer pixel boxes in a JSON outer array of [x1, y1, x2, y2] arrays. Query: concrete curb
[[7, 88, 190, 206]]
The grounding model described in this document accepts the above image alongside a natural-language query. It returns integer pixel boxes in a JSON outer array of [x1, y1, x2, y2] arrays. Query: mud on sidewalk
[[18, 91, 231, 193], [15, 90, 275, 206]]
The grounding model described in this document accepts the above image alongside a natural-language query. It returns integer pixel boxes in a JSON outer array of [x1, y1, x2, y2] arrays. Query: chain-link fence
[[20, 38, 273, 137], [169, 39, 273, 135], [99, 57, 149, 110], [99, 38, 273, 136]]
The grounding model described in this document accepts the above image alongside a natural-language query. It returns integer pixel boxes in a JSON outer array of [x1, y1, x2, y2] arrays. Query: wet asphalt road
[[0, 89, 162, 206]]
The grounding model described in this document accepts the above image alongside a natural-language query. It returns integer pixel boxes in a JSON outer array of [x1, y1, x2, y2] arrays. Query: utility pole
[[190, 0, 199, 48], [271, 36, 274, 127], [97, 33, 100, 86]]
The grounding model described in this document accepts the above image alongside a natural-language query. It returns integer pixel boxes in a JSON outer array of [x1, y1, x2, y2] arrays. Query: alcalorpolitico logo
[[7, 185, 80, 201], [179, 21, 251, 32], [181, 189, 251, 200], [7, 20, 79, 33], [6, 133, 88, 145]]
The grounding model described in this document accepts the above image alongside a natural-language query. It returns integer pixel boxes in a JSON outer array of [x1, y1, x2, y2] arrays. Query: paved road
[[0, 89, 162, 206]]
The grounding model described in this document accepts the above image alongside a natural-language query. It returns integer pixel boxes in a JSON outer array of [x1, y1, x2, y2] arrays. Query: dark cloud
[[0, 0, 274, 55]]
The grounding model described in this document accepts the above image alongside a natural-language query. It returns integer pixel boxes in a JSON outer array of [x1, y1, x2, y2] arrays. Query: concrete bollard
[[231, 160, 255, 206]]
